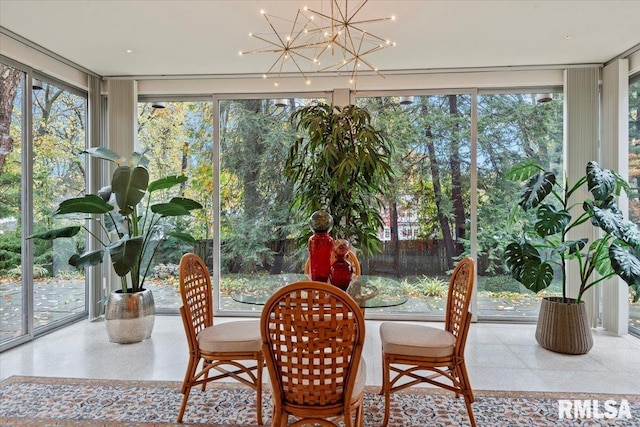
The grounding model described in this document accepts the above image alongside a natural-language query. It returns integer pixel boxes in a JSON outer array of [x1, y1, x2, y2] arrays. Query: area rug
[[1, 376, 638, 426]]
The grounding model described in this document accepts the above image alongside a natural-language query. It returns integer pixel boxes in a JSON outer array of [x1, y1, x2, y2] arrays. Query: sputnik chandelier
[[240, 0, 396, 88]]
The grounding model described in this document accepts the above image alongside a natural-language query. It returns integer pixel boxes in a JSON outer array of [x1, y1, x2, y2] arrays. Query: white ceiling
[[1, 0, 639, 78]]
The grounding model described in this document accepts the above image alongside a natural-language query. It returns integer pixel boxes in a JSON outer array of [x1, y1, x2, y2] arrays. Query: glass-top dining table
[[229, 273, 408, 309]]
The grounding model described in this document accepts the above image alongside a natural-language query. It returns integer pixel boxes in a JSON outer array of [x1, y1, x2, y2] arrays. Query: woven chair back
[[261, 281, 365, 407], [445, 257, 475, 353], [179, 253, 213, 337]]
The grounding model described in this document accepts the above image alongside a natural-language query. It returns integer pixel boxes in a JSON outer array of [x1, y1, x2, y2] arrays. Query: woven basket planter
[[535, 297, 593, 355]]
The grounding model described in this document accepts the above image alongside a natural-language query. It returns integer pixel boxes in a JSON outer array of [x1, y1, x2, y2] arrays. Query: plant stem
[[120, 275, 128, 294]]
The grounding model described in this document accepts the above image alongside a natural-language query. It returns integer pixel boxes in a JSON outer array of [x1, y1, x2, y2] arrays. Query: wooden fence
[[196, 238, 458, 277]]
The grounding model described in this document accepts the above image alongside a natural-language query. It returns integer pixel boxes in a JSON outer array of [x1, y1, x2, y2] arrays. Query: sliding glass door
[[0, 60, 88, 349], [31, 78, 88, 329], [0, 63, 26, 343]]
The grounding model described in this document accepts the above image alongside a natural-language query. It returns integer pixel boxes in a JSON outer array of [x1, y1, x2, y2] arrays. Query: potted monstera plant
[[504, 159, 640, 354], [29, 147, 203, 343]]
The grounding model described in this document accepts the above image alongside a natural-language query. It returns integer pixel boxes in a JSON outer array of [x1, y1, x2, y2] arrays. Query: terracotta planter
[[535, 297, 593, 355], [105, 288, 155, 344]]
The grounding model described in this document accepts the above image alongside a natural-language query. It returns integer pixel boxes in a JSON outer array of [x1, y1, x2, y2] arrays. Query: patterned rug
[[1, 376, 638, 426]]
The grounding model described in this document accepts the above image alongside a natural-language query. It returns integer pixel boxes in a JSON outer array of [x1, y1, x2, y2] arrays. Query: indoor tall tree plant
[[284, 102, 394, 258], [504, 159, 640, 354], [29, 147, 203, 343]]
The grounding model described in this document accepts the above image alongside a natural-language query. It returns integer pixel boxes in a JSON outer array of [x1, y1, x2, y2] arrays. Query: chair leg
[[256, 355, 263, 425], [458, 361, 475, 403], [178, 355, 200, 422], [271, 409, 283, 427], [201, 360, 210, 391], [463, 393, 477, 427], [456, 361, 476, 427], [356, 401, 364, 427], [177, 385, 192, 423], [180, 355, 197, 394], [381, 355, 391, 427]]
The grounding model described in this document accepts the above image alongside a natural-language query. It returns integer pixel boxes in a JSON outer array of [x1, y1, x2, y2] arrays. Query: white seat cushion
[[198, 320, 262, 353], [380, 322, 455, 358]]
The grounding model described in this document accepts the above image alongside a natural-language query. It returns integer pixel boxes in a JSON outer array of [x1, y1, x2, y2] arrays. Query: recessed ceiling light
[[126, 49, 133, 53], [564, 35, 572, 40]]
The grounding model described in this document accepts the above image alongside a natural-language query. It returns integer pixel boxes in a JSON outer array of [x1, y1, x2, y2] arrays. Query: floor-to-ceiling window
[[136, 99, 214, 312], [475, 90, 564, 319], [0, 63, 25, 343], [1, 62, 88, 349], [205, 90, 565, 319], [217, 96, 326, 313], [629, 73, 640, 335], [356, 94, 472, 318], [31, 77, 88, 327], [354, 91, 564, 320]]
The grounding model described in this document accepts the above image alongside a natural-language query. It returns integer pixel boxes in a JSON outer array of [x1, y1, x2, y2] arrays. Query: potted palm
[[504, 159, 640, 354], [28, 147, 203, 343], [284, 102, 394, 258]]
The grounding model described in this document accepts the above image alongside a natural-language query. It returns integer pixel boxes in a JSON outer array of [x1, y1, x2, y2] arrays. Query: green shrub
[[478, 275, 523, 293], [406, 275, 448, 298]]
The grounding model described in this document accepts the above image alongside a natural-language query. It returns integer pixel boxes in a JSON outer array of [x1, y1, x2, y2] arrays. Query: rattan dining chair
[[379, 257, 477, 427], [261, 280, 366, 427], [177, 253, 263, 424]]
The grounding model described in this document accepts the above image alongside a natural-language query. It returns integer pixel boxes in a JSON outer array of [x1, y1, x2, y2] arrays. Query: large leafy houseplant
[[284, 102, 394, 256], [29, 147, 203, 294], [504, 159, 640, 304]]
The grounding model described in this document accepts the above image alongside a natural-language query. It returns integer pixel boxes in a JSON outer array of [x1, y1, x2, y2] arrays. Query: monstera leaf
[[505, 241, 554, 293], [586, 161, 616, 201], [535, 204, 571, 237], [609, 244, 640, 302], [518, 171, 556, 211], [587, 202, 640, 247]]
